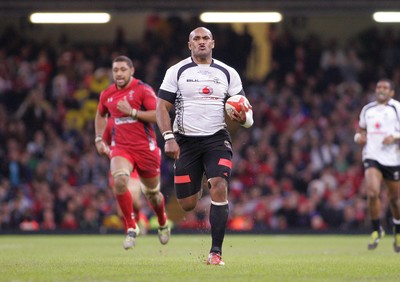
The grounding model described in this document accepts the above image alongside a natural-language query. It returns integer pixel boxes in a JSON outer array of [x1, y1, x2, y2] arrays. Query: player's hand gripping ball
[[225, 95, 251, 115]]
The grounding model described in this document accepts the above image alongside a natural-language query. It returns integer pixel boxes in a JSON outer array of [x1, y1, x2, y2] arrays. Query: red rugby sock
[[149, 194, 167, 226], [116, 190, 137, 230]]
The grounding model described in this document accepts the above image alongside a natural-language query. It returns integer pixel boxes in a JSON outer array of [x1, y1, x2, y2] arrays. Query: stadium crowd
[[1, 15, 400, 233]]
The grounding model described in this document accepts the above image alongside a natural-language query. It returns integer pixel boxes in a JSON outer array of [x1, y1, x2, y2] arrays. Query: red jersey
[[98, 78, 158, 151]]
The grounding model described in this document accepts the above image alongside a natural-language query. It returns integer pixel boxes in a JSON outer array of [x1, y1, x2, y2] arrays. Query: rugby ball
[[225, 95, 250, 114]]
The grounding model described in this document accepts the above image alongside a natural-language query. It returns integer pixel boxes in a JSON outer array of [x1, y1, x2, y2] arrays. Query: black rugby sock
[[371, 219, 381, 232], [209, 203, 229, 254]]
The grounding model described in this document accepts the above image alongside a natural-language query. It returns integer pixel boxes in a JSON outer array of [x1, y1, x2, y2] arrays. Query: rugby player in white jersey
[[355, 78, 400, 252], [156, 27, 253, 265]]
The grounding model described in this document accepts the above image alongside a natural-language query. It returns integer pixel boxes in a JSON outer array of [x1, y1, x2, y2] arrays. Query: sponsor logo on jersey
[[200, 86, 213, 95], [107, 97, 113, 103], [114, 116, 137, 125]]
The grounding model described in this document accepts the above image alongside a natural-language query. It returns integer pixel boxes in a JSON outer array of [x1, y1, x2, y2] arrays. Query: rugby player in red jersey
[[95, 56, 170, 249]]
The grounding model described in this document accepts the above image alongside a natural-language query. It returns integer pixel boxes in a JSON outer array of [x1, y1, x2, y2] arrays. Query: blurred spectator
[[15, 87, 52, 140], [41, 208, 56, 230], [19, 213, 40, 231], [60, 211, 79, 230]]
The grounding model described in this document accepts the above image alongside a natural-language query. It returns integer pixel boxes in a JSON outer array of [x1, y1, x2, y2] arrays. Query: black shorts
[[363, 159, 400, 181], [174, 129, 233, 199]]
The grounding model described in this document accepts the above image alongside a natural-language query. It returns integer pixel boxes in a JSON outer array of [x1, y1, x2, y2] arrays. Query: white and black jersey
[[158, 57, 243, 136], [359, 99, 400, 166]]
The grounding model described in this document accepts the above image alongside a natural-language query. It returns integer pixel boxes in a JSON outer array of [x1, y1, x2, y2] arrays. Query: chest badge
[[129, 90, 135, 100]]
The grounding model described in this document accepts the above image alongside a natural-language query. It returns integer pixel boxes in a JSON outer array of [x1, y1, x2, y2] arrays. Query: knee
[[145, 190, 162, 205], [208, 177, 228, 200], [142, 183, 162, 201], [178, 198, 197, 212], [366, 182, 380, 199], [367, 188, 380, 199], [113, 176, 129, 194], [146, 192, 160, 202], [208, 177, 228, 190]]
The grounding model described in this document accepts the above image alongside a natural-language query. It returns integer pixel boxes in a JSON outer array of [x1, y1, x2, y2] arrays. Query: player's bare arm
[[383, 132, 400, 145], [94, 109, 110, 156], [156, 98, 180, 160]]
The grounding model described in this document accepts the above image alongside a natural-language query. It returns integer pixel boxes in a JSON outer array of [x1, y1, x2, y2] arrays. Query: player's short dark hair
[[113, 55, 133, 68], [378, 78, 395, 90]]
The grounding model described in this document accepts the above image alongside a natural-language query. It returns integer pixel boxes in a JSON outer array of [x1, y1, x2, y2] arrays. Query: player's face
[[375, 81, 394, 103], [188, 28, 214, 60], [112, 61, 134, 89]]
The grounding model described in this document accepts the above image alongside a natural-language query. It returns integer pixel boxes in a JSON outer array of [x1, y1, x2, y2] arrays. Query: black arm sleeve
[[158, 89, 176, 104]]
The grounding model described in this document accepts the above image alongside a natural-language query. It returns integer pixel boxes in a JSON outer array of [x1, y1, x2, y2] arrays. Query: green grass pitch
[[1, 234, 399, 281]]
